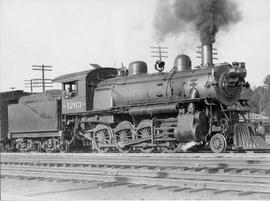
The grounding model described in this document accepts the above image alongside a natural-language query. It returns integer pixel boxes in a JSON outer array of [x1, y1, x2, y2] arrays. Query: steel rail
[[1, 153, 270, 170], [2, 164, 270, 183], [3, 152, 270, 158]]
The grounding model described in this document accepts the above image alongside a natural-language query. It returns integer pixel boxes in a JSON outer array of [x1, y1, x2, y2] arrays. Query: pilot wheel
[[210, 133, 227, 153]]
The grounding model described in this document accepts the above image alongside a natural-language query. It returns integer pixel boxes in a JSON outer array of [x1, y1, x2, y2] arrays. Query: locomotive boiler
[[6, 44, 270, 153], [95, 45, 246, 110]]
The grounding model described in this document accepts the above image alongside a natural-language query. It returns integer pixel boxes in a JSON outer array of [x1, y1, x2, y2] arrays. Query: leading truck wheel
[[210, 133, 227, 153]]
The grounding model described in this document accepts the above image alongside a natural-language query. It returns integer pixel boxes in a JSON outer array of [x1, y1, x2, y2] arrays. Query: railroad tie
[[142, 185, 162, 189], [189, 188, 207, 193], [213, 189, 232, 194], [97, 182, 120, 188], [127, 184, 146, 188], [157, 186, 177, 191], [238, 191, 254, 196], [172, 188, 191, 192]]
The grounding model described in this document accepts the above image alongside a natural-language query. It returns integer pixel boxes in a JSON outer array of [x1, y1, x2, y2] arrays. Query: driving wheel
[[93, 124, 113, 153], [135, 120, 155, 153], [114, 121, 134, 153]]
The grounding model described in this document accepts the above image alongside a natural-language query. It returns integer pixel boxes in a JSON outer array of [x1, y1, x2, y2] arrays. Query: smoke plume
[[154, 0, 242, 45]]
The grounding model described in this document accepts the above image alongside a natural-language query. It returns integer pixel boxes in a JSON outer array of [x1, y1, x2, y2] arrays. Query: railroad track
[[1, 153, 270, 196]]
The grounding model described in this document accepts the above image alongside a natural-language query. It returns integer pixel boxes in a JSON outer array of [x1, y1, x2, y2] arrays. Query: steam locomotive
[[5, 44, 270, 153]]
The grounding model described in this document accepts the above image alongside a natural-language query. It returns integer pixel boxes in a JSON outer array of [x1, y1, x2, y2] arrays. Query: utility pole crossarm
[[32, 65, 52, 68], [32, 68, 52, 71], [150, 47, 168, 49], [150, 46, 169, 61], [151, 55, 168, 56], [32, 78, 52, 81]]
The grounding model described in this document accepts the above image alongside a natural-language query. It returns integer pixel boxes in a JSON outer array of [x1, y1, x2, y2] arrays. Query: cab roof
[[53, 66, 117, 83], [53, 69, 92, 83]]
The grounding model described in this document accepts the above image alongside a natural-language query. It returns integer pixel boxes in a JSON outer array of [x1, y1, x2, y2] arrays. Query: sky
[[0, 0, 270, 92]]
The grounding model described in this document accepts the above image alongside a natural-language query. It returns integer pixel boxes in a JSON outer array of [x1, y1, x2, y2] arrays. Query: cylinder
[[174, 114, 209, 142], [201, 44, 213, 67]]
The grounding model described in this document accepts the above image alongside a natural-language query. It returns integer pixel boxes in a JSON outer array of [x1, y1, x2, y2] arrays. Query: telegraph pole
[[32, 65, 52, 92], [24, 79, 33, 93]]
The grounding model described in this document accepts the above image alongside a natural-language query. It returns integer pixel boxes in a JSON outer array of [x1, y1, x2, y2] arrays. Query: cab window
[[63, 81, 78, 99]]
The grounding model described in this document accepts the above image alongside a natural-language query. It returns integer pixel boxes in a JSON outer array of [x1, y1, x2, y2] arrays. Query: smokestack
[[201, 44, 213, 67]]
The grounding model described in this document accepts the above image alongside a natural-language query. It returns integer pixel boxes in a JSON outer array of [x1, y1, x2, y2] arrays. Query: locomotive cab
[[53, 67, 118, 114]]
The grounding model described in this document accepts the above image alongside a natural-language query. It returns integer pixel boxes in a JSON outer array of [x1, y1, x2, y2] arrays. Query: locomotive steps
[[1, 153, 270, 195]]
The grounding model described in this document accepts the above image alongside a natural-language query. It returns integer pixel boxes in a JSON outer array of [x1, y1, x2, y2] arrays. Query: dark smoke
[[154, 0, 242, 45]]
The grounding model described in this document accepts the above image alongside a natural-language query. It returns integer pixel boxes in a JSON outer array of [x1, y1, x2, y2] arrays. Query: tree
[[241, 74, 270, 117], [262, 74, 270, 117], [241, 87, 253, 99], [264, 74, 270, 87]]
